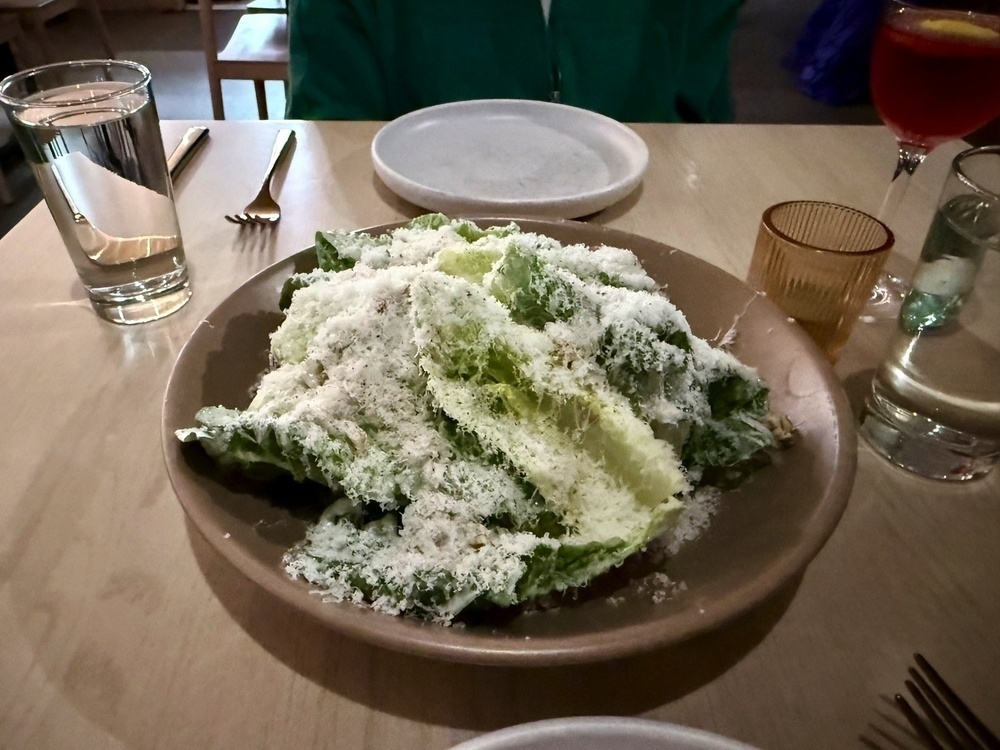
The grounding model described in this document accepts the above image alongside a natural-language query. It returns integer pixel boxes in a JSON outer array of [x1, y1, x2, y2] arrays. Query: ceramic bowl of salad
[[162, 215, 855, 666]]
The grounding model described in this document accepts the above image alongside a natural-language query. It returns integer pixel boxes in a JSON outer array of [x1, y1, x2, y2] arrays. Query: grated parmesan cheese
[[179, 217, 781, 623]]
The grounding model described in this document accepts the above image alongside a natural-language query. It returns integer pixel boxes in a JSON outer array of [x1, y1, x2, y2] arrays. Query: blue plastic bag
[[784, 0, 883, 105]]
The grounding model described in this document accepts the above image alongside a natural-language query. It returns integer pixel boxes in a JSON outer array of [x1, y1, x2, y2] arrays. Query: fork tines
[[224, 213, 277, 226], [894, 653, 1000, 750]]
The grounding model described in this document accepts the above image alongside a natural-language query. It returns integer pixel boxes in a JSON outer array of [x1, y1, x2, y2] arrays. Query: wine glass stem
[[878, 143, 928, 226], [862, 142, 930, 316]]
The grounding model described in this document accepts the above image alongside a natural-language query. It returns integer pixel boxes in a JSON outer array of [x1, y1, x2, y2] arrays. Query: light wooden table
[[1, 121, 996, 750]]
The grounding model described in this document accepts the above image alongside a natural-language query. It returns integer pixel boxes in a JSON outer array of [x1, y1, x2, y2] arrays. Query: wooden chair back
[[0, 0, 114, 67], [197, 0, 288, 119]]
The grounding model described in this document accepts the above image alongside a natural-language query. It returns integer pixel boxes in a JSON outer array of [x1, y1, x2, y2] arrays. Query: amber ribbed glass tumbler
[[747, 201, 894, 362]]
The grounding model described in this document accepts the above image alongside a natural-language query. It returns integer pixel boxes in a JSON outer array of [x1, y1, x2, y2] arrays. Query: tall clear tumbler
[[0, 60, 191, 324], [860, 145, 1000, 481]]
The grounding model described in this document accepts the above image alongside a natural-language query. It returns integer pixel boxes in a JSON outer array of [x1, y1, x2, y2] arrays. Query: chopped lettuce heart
[[412, 272, 686, 540], [178, 215, 777, 622], [487, 242, 583, 328]]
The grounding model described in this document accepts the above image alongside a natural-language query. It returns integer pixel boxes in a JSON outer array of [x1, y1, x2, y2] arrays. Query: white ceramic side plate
[[449, 717, 759, 750], [371, 99, 649, 219]]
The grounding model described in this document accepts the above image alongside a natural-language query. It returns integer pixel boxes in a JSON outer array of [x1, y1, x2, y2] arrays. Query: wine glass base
[[860, 272, 909, 322]]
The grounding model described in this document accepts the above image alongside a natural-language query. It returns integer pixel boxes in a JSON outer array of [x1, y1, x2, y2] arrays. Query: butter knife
[[167, 126, 210, 180]]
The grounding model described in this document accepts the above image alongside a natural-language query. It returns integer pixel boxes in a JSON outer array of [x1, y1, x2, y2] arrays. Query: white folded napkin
[[52, 151, 180, 265]]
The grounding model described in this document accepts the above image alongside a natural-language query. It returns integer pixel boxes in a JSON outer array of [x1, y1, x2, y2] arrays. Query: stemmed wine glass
[[865, 0, 1000, 316]]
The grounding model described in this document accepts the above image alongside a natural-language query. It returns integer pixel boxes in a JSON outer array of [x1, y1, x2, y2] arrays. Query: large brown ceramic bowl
[[162, 219, 856, 666]]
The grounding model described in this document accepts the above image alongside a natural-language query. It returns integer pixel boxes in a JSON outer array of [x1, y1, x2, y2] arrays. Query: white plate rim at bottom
[[448, 717, 759, 750]]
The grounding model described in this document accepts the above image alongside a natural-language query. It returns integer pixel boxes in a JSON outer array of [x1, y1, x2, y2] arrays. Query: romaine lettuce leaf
[[412, 272, 686, 546], [177, 215, 780, 622]]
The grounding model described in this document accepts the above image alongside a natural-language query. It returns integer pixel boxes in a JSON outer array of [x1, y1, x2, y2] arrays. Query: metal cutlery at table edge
[[893, 653, 1000, 750]]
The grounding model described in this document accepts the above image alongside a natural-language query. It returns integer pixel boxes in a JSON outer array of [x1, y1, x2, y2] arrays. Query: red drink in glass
[[871, 7, 1000, 150]]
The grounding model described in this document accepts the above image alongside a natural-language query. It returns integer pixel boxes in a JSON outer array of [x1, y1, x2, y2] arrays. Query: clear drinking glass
[[0, 60, 191, 324], [865, 0, 1000, 317], [746, 201, 894, 364], [860, 145, 1000, 481]]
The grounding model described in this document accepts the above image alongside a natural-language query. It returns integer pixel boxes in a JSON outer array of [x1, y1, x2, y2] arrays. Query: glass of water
[[860, 145, 1000, 481], [0, 60, 191, 324]]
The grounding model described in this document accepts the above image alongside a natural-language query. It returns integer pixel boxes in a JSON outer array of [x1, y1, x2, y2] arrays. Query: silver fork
[[225, 128, 296, 226], [894, 653, 1000, 750]]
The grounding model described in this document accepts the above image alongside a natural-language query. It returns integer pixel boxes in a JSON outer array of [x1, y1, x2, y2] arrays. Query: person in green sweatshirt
[[286, 0, 742, 123]]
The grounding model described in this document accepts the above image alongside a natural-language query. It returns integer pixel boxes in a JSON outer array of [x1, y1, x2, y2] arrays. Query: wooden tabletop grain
[[0, 120, 996, 750]]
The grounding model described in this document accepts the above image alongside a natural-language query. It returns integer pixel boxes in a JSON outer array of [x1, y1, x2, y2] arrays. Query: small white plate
[[449, 717, 758, 750], [371, 99, 649, 219]]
